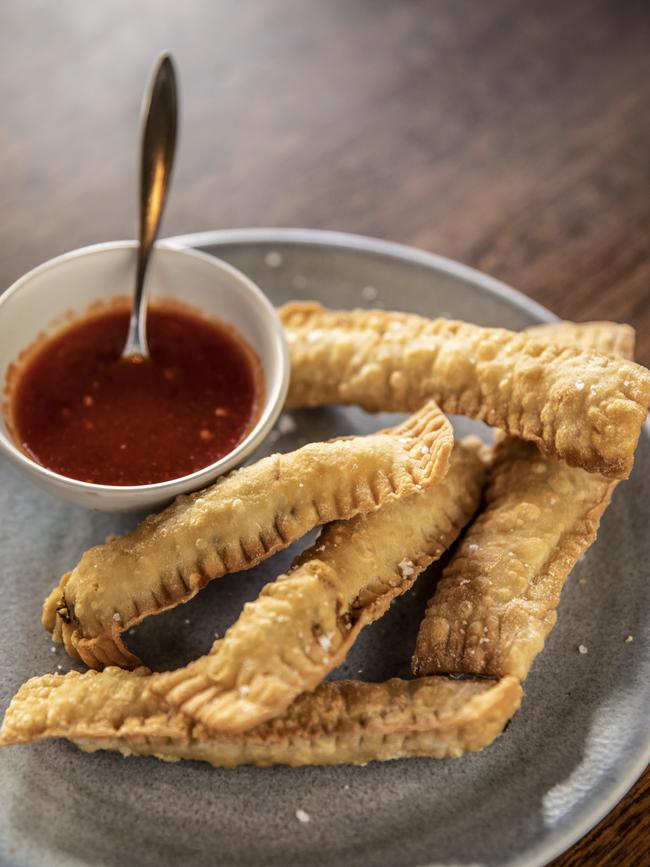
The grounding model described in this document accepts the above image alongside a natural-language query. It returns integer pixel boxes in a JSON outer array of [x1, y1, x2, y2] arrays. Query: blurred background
[[1, 0, 648, 345]]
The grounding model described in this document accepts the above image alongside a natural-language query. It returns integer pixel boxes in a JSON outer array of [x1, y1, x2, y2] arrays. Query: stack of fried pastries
[[1, 305, 648, 770]]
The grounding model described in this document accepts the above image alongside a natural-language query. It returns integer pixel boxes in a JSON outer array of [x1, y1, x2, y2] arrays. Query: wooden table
[[1, 1, 647, 863]]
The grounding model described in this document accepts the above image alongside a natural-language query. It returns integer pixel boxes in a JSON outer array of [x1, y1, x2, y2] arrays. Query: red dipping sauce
[[6, 301, 264, 486]]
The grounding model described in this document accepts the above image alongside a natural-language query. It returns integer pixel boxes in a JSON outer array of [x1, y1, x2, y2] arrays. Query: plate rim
[[167, 226, 558, 325], [106, 227, 646, 865], [167, 227, 649, 867]]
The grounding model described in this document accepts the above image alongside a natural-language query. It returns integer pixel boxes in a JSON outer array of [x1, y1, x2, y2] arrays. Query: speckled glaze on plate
[[0, 229, 647, 867]]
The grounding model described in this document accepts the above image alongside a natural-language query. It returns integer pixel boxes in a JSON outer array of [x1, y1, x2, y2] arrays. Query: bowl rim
[[0, 239, 290, 494]]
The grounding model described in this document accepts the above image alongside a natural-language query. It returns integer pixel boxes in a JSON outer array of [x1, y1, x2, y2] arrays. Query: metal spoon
[[123, 52, 178, 359]]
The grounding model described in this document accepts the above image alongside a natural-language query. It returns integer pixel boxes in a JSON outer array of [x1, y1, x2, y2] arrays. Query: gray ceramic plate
[[0, 229, 647, 867]]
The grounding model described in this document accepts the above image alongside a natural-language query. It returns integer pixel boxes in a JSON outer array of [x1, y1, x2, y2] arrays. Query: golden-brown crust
[[0, 667, 522, 767], [43, 401, 453, 670], [151, 439, 487, 733], [527, 320, 635, 360], [412, 439, 614, 680], [280, 302, 650, 479], [412, 322, 631, 681]]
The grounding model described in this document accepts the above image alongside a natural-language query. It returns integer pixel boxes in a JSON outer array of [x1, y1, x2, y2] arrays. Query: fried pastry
[[527, 320, 635, 360], [280, 302, 650, 479], [43, 401, 453, 670], [152, 439, 487, 733], [0, 667, 522, 767], [412, 322, 632, 681]]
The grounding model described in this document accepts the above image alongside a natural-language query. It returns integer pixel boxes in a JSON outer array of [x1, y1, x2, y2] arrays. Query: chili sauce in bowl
[[6, 300, 264, 486]]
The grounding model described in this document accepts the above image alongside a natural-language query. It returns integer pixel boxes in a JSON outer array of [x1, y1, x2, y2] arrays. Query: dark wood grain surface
[[0, 1, 648, 864]]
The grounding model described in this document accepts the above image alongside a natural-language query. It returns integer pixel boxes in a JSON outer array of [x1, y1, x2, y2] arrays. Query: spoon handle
[[124, 52, 178, 357]]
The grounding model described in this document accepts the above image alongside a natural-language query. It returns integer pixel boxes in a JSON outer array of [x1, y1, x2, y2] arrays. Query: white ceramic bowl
[[0, 241, 289, 512]]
